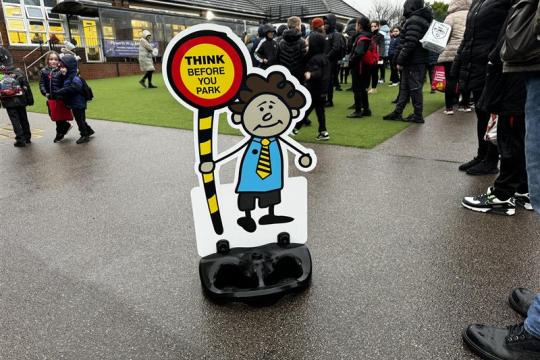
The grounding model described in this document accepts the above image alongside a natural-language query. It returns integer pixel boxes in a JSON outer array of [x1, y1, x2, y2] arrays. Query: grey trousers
[[395, 64, 426, 116]]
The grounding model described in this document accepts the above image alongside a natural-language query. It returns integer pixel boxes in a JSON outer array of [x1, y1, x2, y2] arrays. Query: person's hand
[[263, 59, 268, 64], [397, 64, 402, 71], [199, 161, 215, 174], [298, 153, 312, 168], [304, 71, 311, 80], [60, 67, 67, 75]]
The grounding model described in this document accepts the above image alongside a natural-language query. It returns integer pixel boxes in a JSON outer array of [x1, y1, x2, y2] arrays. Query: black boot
[[383, 111, 403, 121], [463, 323, 540, 360], [459, 157, 482, 171], [466, 160, 499, 175], [347, 112, 363, 118], [509, 288, 536, 317]]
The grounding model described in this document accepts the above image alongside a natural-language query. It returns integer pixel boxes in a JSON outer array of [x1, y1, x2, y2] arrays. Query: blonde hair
[[44, 50, 60, 66], [287, 16, 301, 29]]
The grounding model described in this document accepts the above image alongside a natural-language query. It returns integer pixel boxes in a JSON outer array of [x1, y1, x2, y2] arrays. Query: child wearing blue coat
[[52, 54, 94, 144]]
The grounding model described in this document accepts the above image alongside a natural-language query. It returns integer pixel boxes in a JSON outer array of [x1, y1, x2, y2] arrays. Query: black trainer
[[462, 187, 516, 216], [325, 101, 334, 107], [463, 323, 540, 360], [383, 111, 403, 121], [76, 136, 90, 144], [515, 193, 533, 211], [467, 160, 499, 175], [138, 79, 146, 88], [509, 288, 536, 317], [54, 133, 65, 143], [14, 141, 26, 148], [347, 112, 363, 118], [403, 114, 425, 123], [87, 127, 95, 136], [459, 157, 482, 171], [362, 109, 372, 117], [25, 138, 31, 144]]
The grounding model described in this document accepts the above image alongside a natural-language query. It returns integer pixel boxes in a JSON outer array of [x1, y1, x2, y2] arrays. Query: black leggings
[[72, 108, 92, 136], [473, 89, 499, 164], [295, 94, 326, 132], [141, 71, 154, 84]]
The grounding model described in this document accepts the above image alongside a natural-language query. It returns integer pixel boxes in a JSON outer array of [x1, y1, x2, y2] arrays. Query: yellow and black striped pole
[[197, 108, 224, 235]]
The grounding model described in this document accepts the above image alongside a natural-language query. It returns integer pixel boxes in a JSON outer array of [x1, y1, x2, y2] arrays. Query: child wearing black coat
[[293, 32, 330, 140], [0, 47, 34, 148], [254, 24, 279, 69], [52, 54, 94, 144], [39, 51, 71, 143]]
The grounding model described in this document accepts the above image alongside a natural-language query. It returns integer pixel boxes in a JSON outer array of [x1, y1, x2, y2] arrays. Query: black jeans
[[493, 115, 527, 200], [352, 65, 371, 112], [340, 66, 350, 84], [395, 64, 426, 116], [295, 94, 326, 132], [390, 60, 400, 84], [371, 65, 379, 88], [72, 108, 91, 136], [141, 71, 154, 84], [56, 120, 71, 135], [473, 89, 499, 164], [379, 58, 388, 81], [442, 62, 458, 109], [6, 106, 31, 142], [327, 61, 338, 103]]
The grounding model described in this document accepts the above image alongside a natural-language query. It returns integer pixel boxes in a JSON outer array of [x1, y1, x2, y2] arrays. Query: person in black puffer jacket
[[53, 54, 94, 144], [277, 16, 307, 83], [462, 8, 530, 215], [293, 32, 330, 141], [0, 47, 34, 148], [383, 0, 433, 123], [254, 24, 278, 69], [39, 51, 72, 142], [453, 0, 513, 175], [323, 14, 343, 107]]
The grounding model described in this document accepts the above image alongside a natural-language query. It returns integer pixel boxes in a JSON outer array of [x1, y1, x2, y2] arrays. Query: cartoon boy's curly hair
[[229, 72, 306, 115]]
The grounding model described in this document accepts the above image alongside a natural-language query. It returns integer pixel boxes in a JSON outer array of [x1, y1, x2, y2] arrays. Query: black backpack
[[78, 76, 93, 101]]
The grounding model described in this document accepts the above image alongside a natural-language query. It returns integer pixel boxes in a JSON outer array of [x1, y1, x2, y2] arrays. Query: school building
[[0, 0, 363, 79]]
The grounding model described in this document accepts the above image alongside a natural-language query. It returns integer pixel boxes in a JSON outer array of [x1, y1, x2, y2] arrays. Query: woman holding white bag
[[138, 29, 157, 89]]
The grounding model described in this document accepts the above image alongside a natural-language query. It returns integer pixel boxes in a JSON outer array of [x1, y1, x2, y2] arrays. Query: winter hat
[[311, 18, 324, 30], [142, 29, 151, 38]]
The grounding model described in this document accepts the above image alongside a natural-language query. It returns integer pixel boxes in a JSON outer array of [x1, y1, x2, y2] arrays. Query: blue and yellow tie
[[256, 138, 271, 179]]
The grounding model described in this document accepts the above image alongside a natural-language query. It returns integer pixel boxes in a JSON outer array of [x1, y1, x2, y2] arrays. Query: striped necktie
[[256, 138, 271, 179]]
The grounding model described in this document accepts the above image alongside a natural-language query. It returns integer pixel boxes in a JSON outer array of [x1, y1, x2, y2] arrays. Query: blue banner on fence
[[104, 40, 159, 58]]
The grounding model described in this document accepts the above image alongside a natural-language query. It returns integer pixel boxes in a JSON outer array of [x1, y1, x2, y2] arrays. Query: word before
[[187, 67, 226, 76]]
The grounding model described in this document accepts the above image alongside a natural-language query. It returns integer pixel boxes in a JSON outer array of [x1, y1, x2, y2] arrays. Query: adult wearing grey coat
[[139, 30, 156, 88], [438, 0, 471, 113]]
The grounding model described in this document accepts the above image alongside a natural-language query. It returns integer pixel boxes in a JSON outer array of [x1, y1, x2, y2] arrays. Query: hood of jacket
[[404, 0, 425, 17], [447, 0, 471, 14], [262, 24, 275, 37], [409, 5, 433, 22], [324, 14, 337, 32], [380, 24, 390, 34], [142, 30, 151, 38], [60, 54, 78, 78], [308, 32, 326, 56], [0, 47, 14, 68], [283, 28, 302, 42]]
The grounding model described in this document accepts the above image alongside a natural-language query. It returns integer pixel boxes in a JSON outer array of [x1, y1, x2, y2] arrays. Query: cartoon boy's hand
[[199, 161, 215, 174], [298, 154, 312, 168]]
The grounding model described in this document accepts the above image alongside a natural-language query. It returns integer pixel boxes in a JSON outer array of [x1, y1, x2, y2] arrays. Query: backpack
[[78, 76, 93, 101], [501, 0, 540, 63], [0, 73, 23, 98], [358, 35, 380, 66]]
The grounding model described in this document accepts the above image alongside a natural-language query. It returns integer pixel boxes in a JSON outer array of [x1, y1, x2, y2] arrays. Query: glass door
[[82, 19, 102, 62]]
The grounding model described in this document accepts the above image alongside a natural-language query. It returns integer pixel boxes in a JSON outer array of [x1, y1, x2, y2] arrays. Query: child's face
[[371, 23, 379, 32], [392, 29, 400, 37], [48, 55, 59, 67], [241, 94, 292, 138], [267, 32, 274, 39]]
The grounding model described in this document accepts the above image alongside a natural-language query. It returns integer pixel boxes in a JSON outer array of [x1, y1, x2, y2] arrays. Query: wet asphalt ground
[[1, 110, 539, 359]]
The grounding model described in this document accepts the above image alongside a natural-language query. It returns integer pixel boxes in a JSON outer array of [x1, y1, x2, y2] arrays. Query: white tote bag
[[484, 114, 498, 145], [420, 20, 452, 54]]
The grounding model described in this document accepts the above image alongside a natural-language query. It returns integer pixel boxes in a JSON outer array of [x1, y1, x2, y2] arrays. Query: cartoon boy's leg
[[237, 193, 257, 233], [258, 190, 294, 225]]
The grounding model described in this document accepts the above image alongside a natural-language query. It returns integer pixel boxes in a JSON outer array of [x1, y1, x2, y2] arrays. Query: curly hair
[[229, 72, 306, 115]]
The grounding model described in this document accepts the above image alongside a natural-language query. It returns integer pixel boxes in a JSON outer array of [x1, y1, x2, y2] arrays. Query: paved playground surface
[[1, 111, 539, 359]]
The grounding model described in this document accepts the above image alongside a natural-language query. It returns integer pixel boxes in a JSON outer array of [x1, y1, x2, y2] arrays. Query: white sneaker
[[389, 83, 399, 87], [462, 187, 516, 216], [515, 193, 534, 210], [378, 80, 384, 84], [316, 131, 329, 141], [458, 106, 472, 113], [368, 88, 378, 94], [444, 110, 454, 115]]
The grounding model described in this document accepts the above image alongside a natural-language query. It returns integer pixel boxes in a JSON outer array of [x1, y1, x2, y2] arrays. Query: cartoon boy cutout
[[199, 72, 314, 233]]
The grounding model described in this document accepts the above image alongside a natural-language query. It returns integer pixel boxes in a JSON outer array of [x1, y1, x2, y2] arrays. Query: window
[[48, 21, 63, 32], [6, 18, 26, 30], [43, 0, 56, 6], [131, 19, 151, 40], [4, 5, 22, 17], [46, 11, 61, 20], [8, 31, 27, 44], [24, 0, 40, 5], [3, 0, 22, 4], [102, 25, 114, 40], [26, 6, 44, 18], [29, 20, 45, 31]]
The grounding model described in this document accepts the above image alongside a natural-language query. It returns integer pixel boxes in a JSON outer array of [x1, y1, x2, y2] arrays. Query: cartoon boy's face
[[234, 94, 296, 138]]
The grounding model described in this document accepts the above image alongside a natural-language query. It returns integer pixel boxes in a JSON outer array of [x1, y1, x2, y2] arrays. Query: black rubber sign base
[[199, 233, 312, 304]]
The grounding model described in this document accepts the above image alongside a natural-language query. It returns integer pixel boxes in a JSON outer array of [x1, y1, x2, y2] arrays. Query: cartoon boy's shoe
[[237, 216, 257, 233], [259, 215, 294, 225]]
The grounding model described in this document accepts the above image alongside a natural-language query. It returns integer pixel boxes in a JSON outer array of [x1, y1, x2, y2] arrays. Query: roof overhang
[[51, 0, 99, 17]]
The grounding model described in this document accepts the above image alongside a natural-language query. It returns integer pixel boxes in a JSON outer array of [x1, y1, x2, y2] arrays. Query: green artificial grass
[[28, 74, 444, 148]]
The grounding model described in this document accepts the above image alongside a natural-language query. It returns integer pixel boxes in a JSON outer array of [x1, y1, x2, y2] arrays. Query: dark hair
[[391, 26, 401, 31], [336, 22, 344, 33], [277, 24, 287, 36], [229, 72, 306, 115], [371, 20, 380, 26], [380, 20, 388, 26], [356, 16, 370, 32]]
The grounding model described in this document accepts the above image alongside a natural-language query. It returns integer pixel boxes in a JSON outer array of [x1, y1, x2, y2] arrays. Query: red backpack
[[357, 35, 380, 66]]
